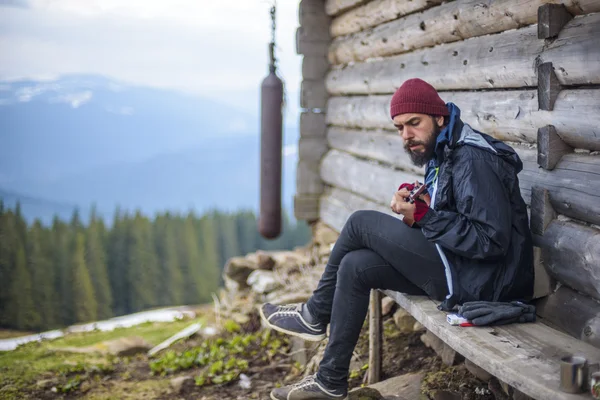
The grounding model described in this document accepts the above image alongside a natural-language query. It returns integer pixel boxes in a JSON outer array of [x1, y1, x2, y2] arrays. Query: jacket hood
[[436, 102, 523, 173]]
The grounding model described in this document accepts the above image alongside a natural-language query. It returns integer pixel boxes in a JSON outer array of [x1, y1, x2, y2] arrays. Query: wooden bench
[[369, 290, 600, 400]]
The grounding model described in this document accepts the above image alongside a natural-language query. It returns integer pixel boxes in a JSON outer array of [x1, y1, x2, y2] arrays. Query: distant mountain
[[0, 75, 299, 223]]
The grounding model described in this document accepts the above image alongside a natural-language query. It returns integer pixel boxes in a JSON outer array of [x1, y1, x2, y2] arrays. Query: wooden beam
[[302, 56, 330, 80], [294, 194, 321, 222], [535, 285, 600, 349], [326, 13, 600, 94], [534, 219, 600, 302], [296, 27, 330, 57], [301, 79, 328, 109], [368, 290, 383, 384], [330, 0, 443, 37], [296, 160, 324, 195], [325, 0, 367, 17], [320, 149, 421, 207], [537, 125, 572, 170], [328, 0, 600, 64], [300, 111, 327, 138], [326, 90, 600, 151], [327, 127, 425, 176], [298, 136, 328, 164], [538, 3, 573, 39], [538, 62, 563, 111], [299, 0, 330, 27], [530, 187, 556, 236]]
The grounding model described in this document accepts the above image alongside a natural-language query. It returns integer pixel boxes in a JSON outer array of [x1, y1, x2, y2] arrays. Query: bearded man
[[261, 78, 534, 400]]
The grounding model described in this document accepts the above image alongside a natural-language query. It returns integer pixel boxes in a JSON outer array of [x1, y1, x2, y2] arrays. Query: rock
[[266, 291, 312, 305], [465, 358, 492, 382], [256, 251, 276, 270], [224, 256, 257, 287], [271, 251, 311, 271], [347, 387, 384, 400], [368, 373, 424, 400], [393, 309, 417, 333], [312, 221, 339, 246], [413, 321, 426, 332], [381, 296, 397, 317], [170, 375, 194, 393], [247, 270, 281, 294], [420, 331, 463, 366], [432, 390, 461, 400], [36, 379, 58, 389], [102, 336, 153, 356]]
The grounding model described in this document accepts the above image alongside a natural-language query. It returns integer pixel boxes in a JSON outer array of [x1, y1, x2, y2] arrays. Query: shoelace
[[277, 304, 301, 316], [292, 375, 316, 390]]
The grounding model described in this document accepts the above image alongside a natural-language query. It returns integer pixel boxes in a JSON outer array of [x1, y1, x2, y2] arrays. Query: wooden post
[[368, 289, 383, 384], [537, 125, 572, 170], [538, 62, 562, 111], [537, 3, 573, 39]]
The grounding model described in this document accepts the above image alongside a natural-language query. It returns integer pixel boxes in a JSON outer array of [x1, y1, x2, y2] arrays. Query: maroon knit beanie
[[390, 78, 449, 119]]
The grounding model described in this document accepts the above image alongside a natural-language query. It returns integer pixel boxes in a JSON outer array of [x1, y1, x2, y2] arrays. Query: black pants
[[305, 210, 448, 390]]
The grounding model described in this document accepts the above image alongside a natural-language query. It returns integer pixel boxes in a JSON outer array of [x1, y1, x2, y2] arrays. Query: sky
[[0, 0, 303, 116]]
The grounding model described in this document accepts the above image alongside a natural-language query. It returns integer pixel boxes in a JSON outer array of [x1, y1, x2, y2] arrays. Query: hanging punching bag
[[259, 41, 284, 239]]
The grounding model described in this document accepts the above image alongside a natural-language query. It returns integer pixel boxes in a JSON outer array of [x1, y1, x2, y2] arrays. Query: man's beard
[[403, 123, 441, 167]]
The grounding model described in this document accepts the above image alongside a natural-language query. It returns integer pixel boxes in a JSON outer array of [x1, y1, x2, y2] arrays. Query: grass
[[0, 315, 206, 400], [0, 330, 35, 339]]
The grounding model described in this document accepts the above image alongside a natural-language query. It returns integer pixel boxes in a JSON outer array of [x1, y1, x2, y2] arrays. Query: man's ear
[[435, 115, 445, 128]]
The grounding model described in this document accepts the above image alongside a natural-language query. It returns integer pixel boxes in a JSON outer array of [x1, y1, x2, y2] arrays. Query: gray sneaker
[[259, 303, 327, 342], [270, 374, 346, 400]]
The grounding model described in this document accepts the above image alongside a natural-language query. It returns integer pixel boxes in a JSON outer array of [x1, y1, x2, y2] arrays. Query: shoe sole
[[259, 306, 327, 342]]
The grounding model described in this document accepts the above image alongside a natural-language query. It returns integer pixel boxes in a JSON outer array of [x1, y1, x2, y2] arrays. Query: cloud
[[15, 83, 59, 102], [283, 144, 297, 157], [106, 105, 134, 115], [0, 0, 30, 8], [50, 90, 92, 108]]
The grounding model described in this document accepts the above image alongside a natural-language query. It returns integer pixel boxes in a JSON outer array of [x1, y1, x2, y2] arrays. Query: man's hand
[[390, 188, 416, 218]]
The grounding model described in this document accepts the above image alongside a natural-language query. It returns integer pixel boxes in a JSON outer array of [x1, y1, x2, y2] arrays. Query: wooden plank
[[328, 0, 600, 65], [301, 79, 328, 109], [535, 285, 600, 349], [327, 127, 424, 175], [320, 149, 421, 207], [383, 291, 600, 400], [302, 56, 330, 80], [300, 111, 327, 138], [368, 290, 383, 384], [325, 0, 367, 17], [534, 219, 600, 302], [537, 125, 573, 170], [326, 13, 600, 94], [326, 89, 600, 150], [538, 62, 563, 111], [538, 3, 573, 39], [330, 0, 443, 37], [294, 194, 321, 222], [319, 186, 400, 233]]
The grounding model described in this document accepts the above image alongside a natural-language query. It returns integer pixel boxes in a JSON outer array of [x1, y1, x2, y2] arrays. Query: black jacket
[[418, 104, 534, 311]]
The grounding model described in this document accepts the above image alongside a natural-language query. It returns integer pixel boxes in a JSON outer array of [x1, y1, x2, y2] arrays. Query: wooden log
[[328, 0, 600, 64], [326, 89, 600, 150], [535, 285, 600, 349], [330, 0, 443, 37], [327, 127, 425, 175], [538, 62, 563, 111], [326, 13, 600, 94], [300, 111, 327, 138], [301, 79, 328, 109], [530, 187, 557, 236], [299, 0, 330, 27], [537, 125, 573, 170], [297, 160, 324, 195], [296, 27, 330, 57], [368, 290, 383, 384], [298, 136, 328, 164], [294, 194, 321, 222], [319, 186, 399, 233], [320, 149, 421, 206], [538, 3, 573, 39], [534, 219, 600, 302], [302, 56, 329, 80], [517, 149, 600, 226], [325, 0, 367, 17]]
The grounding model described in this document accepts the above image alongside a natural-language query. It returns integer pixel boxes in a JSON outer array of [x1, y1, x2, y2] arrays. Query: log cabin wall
[[295, 0, 600, 343]]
